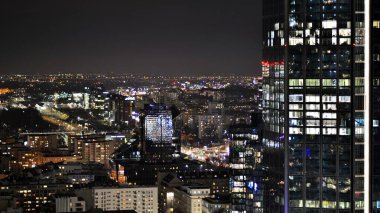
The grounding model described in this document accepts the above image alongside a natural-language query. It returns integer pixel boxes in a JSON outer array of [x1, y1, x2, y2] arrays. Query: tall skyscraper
[[262, 0, 379, 212], [110, 94, 135, 127], [141, 104, 176, 163]]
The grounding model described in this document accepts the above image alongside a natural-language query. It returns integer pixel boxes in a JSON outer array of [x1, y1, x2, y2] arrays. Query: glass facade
[[262, 0, 286, 212], [145, 113, 173, 143], [354, 0, 366, 210], [262, 0, 379, 212], [229, 123, 263, 213], [142, 104, 175, 163], [371, 0, 380, 212]]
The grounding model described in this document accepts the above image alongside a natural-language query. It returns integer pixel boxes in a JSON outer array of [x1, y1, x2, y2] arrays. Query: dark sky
[[0, 0, 262, 76]]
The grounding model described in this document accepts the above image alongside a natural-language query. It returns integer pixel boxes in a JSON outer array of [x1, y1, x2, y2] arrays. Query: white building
[[173, 186, 210, 213], [76, 186, 158, 213], [55, 196, 86, 213]]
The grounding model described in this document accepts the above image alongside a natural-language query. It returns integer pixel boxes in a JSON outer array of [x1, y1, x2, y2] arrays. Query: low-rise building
[[173, 186, 210, 213], [76, 186, 158, 213]]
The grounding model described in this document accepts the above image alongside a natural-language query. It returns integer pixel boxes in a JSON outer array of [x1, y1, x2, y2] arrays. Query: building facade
[[228, 122, 264, 213], [55, 196, 86, 213], [370, 0, 380, 211], [142, 104, 176, 163], [76, 186, 158, 213], [173, 186, 210, 213], [262, 0, 379, 212]]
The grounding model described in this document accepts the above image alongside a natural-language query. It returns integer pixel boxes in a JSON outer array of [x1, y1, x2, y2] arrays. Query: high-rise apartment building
[[76, 186, 158, 213], [262, 0, 379, 212]]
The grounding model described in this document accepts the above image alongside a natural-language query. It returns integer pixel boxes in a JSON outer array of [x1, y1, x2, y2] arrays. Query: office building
[[110, 94, 136, 127], [197, 114, 224, 140], [142, 104, 176, 163], [262, 0, 379, 212], [0, 183, 71, 212], [228, 116, 264, 213]]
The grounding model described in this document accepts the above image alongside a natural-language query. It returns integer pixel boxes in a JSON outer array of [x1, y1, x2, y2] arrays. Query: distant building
[[123, 162, 181, 186], [142, 104, 176, 163], [110, 94, 135, 127], [157, 173, 182, 213], [35, 152, 79, 165], [57, 162, 83, 174], [228, 114, 264, 212], [75, 135, 123, 168], [0, 196, 21, 213], [91, 86, 110, 111], [66, 173, 95, 184], [202, 197, 230, 213], [76, 186, 158, 213], [173, 186, 210, 213], [0, 183, 71, 212], [177, 170, 229, 197], [55, 195, 86, 213], [197, 115, 224, 140], [157, 170, 229, 213], [26, 134, 59, 149], [71, 134, 104, 155], [81, 140, 121, 163]]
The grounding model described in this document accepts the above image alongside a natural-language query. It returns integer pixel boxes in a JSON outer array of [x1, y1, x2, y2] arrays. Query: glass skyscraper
[[228, 115, 264, 212], [262, 0, 379, 212], [142, 104, 175, 163]]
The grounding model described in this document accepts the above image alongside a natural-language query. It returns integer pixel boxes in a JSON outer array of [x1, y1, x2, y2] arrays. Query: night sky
[[0, 0, 262, 76]]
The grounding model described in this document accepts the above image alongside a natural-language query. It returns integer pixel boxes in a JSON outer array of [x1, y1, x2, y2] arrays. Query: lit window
[[323, 128, 337, 135], [306, 112, 320, 119], [322, 20, 337, 29], [306, 79, 320, 87], [373, 20, 380, 28], [339, 79, 350, 87], [305, 95, 320, 102], [289, 94, 303, 102], [289, 79, 303, 87]]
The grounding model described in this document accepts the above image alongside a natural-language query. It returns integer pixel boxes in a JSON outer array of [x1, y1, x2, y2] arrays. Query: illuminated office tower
[[261, 0, 379, 212], [142, 104, 175, 163], [110, 94, 136, 127], [228, 115, 264, 213]]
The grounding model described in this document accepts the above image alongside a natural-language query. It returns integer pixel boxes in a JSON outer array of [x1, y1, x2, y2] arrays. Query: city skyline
[[0, 1, 379, 213]]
